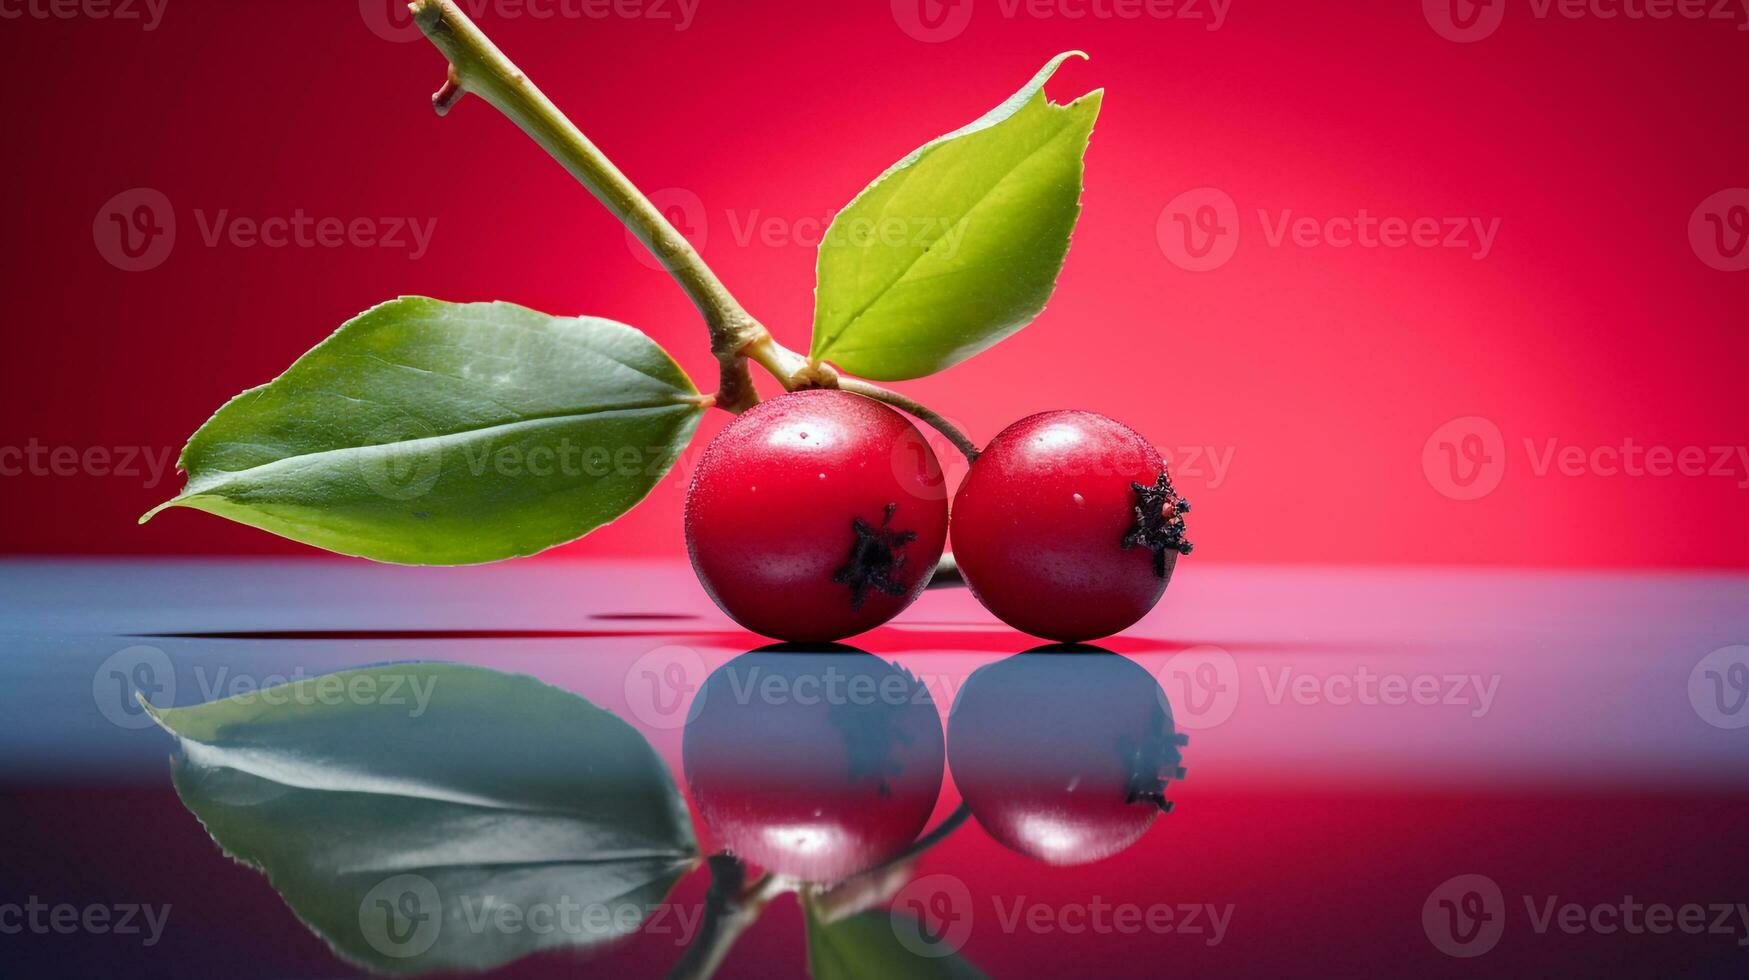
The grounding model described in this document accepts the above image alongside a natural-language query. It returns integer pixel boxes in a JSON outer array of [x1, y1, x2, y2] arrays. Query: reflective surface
[[2, 559, 1748, 977]]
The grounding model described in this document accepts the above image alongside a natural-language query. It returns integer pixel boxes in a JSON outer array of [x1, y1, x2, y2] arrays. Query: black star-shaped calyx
[[832, 503, 918, 609], [1120, 472, 1195, 578]]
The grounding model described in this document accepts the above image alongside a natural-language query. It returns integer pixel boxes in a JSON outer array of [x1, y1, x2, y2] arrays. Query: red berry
[[950, 411, 1192, 642], [686, 390, 948, 642], [683, 647, 946, 882], [947, 647, 1185, 866]]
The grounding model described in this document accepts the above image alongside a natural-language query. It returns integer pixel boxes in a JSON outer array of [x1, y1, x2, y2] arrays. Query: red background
[[1, 0, 1745, 567]]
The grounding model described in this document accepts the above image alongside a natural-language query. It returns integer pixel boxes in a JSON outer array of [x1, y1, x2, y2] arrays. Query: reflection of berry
[[947, 647, 1185, 866], [682, 647, 946, 883], [685, 390, 948, 642], [951, 411, 1192, 641]]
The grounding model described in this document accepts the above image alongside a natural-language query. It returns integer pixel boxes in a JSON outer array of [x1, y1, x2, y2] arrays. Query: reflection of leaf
[[805, 903, 985, 980], [146, 664, 697, 976]]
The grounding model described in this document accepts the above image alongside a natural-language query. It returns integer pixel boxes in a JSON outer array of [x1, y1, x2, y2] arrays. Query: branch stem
[[406, 0, 981, 463], [409, 0, 762, 411]]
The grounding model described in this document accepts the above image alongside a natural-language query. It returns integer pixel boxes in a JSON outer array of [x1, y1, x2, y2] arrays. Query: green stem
[[410, 0, 764, 412], [835, 379, 980, 462], [406, 1, 983, 464]]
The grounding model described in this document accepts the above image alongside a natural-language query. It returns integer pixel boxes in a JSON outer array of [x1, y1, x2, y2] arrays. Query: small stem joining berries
[[1120, 472, 1194, 577], [835, 379, 981, 463]]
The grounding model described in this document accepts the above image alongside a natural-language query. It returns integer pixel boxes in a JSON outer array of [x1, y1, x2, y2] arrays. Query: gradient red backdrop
[[2, 0, 1744, 567]]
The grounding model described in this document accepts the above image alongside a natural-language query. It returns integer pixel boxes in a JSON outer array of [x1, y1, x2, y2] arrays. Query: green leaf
[[143, 297, 706, 564], [805, 904, 986, 980], [146, 663, 698, 976], [810, 52, 1102, 381]]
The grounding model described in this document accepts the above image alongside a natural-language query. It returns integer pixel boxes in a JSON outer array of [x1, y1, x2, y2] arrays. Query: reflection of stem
[[667, 855, 787, 980], [846, 802, 972, 883]]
